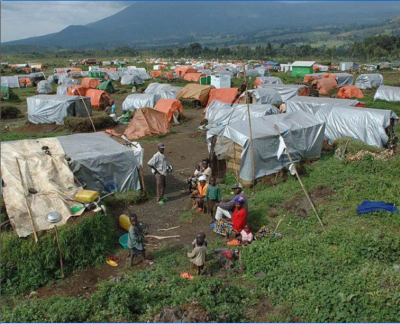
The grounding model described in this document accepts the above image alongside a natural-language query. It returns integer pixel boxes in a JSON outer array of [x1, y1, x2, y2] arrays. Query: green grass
[[1, 130, 72, 142]]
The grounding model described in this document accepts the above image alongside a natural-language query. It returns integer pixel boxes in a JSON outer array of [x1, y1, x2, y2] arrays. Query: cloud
[[1, 1, 132, 42]]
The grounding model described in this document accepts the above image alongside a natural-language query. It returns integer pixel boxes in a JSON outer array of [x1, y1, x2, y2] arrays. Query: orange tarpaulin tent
[[311, 78, 338, 95], [18, 78, 32, 87], [183, 73, 205, 82], [67, 85, 89, 96], [70, 67, 82, 72], [304, 75, 320, 83], [207, 88, 239, 107], [163, 71, 175, 80], [154, 99, 184, 122], [81, 77, 101, 89], [150, 71, 163, 78], [177, 84, 214, 106], [337, 86, 364, 99], [124, 107, 170, 140], [175, 67, 198, 77], [322, 73, 337, 79], [85, 89, 112, 110]]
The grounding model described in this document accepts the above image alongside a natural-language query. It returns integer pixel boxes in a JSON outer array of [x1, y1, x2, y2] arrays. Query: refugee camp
[[1, 1, 400, 323]]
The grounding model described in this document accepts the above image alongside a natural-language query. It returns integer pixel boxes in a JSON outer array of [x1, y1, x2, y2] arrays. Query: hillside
[[3, 1, 400, 49]]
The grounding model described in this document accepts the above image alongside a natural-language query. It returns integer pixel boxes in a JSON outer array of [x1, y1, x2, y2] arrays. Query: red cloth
[[231, 207, 247, 232]]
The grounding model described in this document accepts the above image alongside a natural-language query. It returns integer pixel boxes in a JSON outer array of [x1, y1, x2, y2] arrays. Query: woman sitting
[[191, 175, 208, 212]]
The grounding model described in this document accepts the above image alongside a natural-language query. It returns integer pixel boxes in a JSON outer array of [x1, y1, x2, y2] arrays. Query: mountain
[[3, 1, 400, 49]]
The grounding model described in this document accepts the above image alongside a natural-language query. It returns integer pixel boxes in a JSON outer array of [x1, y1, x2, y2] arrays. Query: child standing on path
[[206, 177, 222, 225], [187, 236, 207, 275], [127, 213, 146, 266]]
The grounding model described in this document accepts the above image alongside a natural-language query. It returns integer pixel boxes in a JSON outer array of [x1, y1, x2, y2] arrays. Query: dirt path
[[35, 109, 218, 299]]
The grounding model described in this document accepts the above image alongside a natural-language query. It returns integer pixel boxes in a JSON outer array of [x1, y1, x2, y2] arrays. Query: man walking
[[148, 143, 167, 205]]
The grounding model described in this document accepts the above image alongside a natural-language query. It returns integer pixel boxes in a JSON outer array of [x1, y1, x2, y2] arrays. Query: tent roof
[[292, 61, 316, 67]]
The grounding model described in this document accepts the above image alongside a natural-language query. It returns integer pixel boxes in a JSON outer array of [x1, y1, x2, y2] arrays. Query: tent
[[1, 86, 10, 100], [57, 85, 69, 96], [121, 74, 144, 85], [67, 85, 89, 96], [286, 100, 398, 147], [58, 76, 79, 86], [58, 132, 141, 193], [122, 94, 157, 111], [334, 73, 354, 87], [221, 111, 325, 181], [355, 74, 383, 90], [247, 88, 283, 105], [27, 95, 92, 125], [257, 84, 307, 102], [98, 80, 115, 93], [19, 77, 33, 88], [303, 73, 328, 83], [103, 71, 123, 81], [124, 107, 170, 140], [286, 96, 361, 115], [374, 85, 400, 102], [245, 68, 268, 77], [175, 66, 198, 77], [36, 80, 53, 94], [254, 76, 283, 86], [81, 77, 101, 89], [154, 99, 184, 122], [338, 86, 364, 99], [183, 73, 206, 82], [145, 83, 181, 100], [1, 76, 20, 88], [150, 71, 162, 78], [207, 88, 239, 107], [177, 84, 214, 106], [311, 78, 338, 95], [85, 89, 112, 110]]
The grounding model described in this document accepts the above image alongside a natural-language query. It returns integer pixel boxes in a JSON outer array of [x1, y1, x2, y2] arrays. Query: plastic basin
[[119, 233, 129, 250]]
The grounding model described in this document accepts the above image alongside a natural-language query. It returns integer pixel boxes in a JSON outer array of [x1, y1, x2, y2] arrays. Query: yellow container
[[119, 214, 131, 232], [75, 190, 99, 203]]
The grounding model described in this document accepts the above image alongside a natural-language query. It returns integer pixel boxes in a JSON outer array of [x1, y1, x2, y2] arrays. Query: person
[[201, 159, 212, 180], [148, 143, 168, 205], [187, 164, 202, 193], [187, 236, 207, 275], [223, 196, 248, 239], [191, 232, 208, 248], [127, 213, 145, 266], [239, 224, 253, 245], [205, 177, 222, 224], [111, 100, 116, 114], [191, 175, 208, 212], [215, 182, 248, 221]]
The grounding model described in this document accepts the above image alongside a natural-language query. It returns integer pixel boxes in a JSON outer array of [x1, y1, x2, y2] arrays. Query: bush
[[1, 212, 116, 295], [63, 115, 116, 132], [1, 105, 23, 119], [103, 190, 147, 208], [333, 138, 384, 154]]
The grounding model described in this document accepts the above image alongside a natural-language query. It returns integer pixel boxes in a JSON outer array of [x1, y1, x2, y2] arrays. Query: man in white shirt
[[148, 143, 168, 205]]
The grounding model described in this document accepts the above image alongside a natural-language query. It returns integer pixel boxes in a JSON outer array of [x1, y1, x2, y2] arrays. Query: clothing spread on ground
[[356, 200, 398, 214], [148, 151, 167, 176]]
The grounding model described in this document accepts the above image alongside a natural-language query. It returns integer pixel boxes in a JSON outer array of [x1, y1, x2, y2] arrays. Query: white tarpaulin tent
[[221, 111, 325, 181], [355, 74, 383, 90], [27, 95, 92, 125], [121, 73, 145, 85], [122, 94, 157, 111], [255, 76, 283, 85], [334, 73, 354, 87], [145, 83, 181, 100], [57, 85, 69, 96], [286, 96, 360, 114], [257, 84, 306, 102], [1, 76, 20, 88], [286, 101, 398, 147], [374, 85, 400, 102], [247, 88, 283, 105], [36, 80, 53, 94]]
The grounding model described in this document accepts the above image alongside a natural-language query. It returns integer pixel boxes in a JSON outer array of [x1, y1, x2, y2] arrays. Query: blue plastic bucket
[[119, 233, 129, 249]]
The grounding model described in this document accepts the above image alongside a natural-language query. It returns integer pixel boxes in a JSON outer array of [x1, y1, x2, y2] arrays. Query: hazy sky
[[1, 1, 132, 42]]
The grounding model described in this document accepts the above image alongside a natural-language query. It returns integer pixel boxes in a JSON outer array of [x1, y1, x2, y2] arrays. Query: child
[[191, 232, 208, 248], [187, 164, 202, 193], [127, 213, 145, 266], [239, 224, 253, 245], [187, 236, 207, 275], [205, 177, 222, 224]]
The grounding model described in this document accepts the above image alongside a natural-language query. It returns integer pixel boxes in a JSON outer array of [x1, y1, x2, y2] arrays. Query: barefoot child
[[191, 232, 208, 248], [187, 236, 207, 275], [127, 214, 145, 266], [239, 224, 253, 245], [206, 177, 222, 224]]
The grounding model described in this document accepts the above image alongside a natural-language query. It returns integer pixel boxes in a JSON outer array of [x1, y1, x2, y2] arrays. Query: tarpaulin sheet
[[222, 111, 325, 181], [145, 83, 181, 100], [58, 132, 141, 193], [355, 74, 383, 90], [57, 85, 68, 96], [247, 88, 283, 105], [177, 84, 214, 106], [287, 101, 398, 147], [335, 73, 354, 87], [254, 76, 283, 86], [122, 94, 156, 111], [374, 85, 400, 102], [1, 138, 84, 238], [154, 99, 183, 122], [36, 80, 53, 94], [121, 74, 144, 85], [286, 96, 359, 114], [257, 84, 306, 102], [1, 76, 20, 88], [27, 95, 92, 125]]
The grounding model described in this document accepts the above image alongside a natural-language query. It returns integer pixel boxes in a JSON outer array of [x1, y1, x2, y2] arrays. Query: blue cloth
[[111, 104, 116, 113], [356, 201, 398, 214]]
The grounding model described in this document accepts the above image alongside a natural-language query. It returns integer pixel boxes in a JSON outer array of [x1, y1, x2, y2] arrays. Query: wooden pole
[[15, 158, 39, 243], [244, 70, 256, 185], [274, 125, 327, 234], [54, 225, 65, 279], [76, 88, 96, 133]]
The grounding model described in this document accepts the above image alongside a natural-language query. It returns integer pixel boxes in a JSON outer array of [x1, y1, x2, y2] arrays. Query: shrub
[[1, 105, 23, 119], [63, 115, 116, 132]]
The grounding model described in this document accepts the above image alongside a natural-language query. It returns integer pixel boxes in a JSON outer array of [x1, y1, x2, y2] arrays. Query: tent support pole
[[54, 225, 65, 279], [77, 88, 96, 133], [274, 125, 327, 234], [244, 70, 256, 185]]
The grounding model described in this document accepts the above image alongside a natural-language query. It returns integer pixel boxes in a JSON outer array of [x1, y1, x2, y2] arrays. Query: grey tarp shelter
[[374, 85, 400, 102], [36, 80, 53, 94], [286, 100, 398, 147], [145, 83, 181, 100], [58, 76, 79, 86], [221, 111, 325, 181], [247, 88, 283, 105], [1, 76, 20, 88], [334, 73, 354, 87], [103, 71, 123, 81], [286, 96, 360, 115], [121, 74, 145, 86], [27, 95, 92, 125], [58, 132, 141, 193], [122, 94, 157, 111], [255, 76, 283, 85], [57, 85, 69, 96], [355, 74, 383, 90], [257, 84, 306, 102]]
